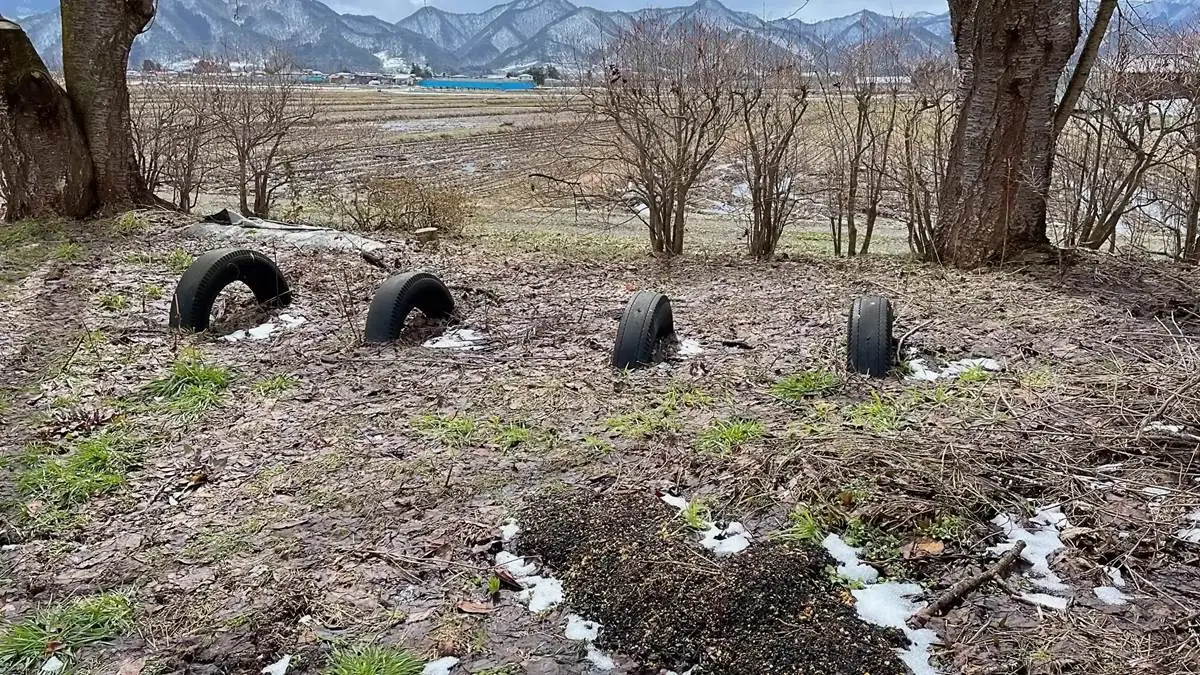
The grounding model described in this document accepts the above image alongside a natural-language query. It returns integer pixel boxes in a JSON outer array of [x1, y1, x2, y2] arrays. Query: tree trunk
[[0, 18, 95, 221], [60, 0, 156, 212], [935, 0, 1081, 267]]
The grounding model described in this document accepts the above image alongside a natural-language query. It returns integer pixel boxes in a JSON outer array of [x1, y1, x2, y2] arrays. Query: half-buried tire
[[847, 295, 894, 378], [364, 272, 456, 344], [169, 248, 292, 332], [612, 291, 675, 369]]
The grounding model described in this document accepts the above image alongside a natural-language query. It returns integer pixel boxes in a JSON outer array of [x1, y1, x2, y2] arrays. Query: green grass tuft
[[489, 419, 533, 449], [143, 284, 165, 300], [252, 374, 299, 397], [97, 293, 129, 312], [0, 592, 134, 670], [695, 418, 764, 455], [659, 383, 714, 412], [680, 498, 711, 530], [414, 413, 477, 447], [323, 644, 425, 675], [957, 364, 993, 384], [604, 410, 680, 439], [54, 242, 81, 261], [775, 504, 825, 544], [16, 433, 141, 532], [845, 393, 900, 433], [771, 370, 841, 401], [112, 212, 146, 235], [146, 347, 230, 417]]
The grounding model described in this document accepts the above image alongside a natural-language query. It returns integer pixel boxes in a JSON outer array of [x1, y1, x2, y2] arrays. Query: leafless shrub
[[560, 19, 738, 256], [899, 55, 955, 258], [313, 177, 470, 236], [731, 40, 810, 260], [131, 79, 217, 212], [1051, 29, 1193, 252], [815, 38, 903, 256]]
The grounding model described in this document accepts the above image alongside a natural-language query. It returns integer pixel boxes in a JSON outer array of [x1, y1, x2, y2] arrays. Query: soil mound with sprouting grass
[[516, 490, 910, 674]]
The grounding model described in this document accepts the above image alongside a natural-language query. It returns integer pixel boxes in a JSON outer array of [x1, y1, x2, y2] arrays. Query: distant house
[[517, 73, 535, 81], [353, 73, 385, 85], [300, 71, 327, 84]]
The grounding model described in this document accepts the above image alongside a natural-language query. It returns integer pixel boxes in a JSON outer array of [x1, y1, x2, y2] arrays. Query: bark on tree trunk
[[60, 0, 156, 212], [935, 0, 1080, 268], [0, 18, 95, 221]]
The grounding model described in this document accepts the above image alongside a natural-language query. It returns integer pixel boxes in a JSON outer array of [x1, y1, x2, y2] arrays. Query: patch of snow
[[677, 339, 704, 357], [823, 534, 880, 584], [906, 357, 1003, 382], [565, 614, 601, 641], [495, 551, 538, 577], [262, 655, 292, 675], [1020, 593, 1069, 610], [460, 162, 477, 173], [1142, 486, 1172, 498], [1104, 566, 1126, 587], [423, 328, 489, 351], [732, 182, 751, 199], [660, 491, 752, 557], [659, 493, 689, 510], [1093, 586, 1130, 605], [422, 656, 460, 675], [1176, 510, 1200, 543], [220, 314, 307, 343], [500, 518, 521, 542], [700, 521, 751, 557], [585, 646, 616, 670], [852, 582, 939, 675], [988, 505, 1069, 592], [517, 575, 565, 612], [41, 657, 65, 674]]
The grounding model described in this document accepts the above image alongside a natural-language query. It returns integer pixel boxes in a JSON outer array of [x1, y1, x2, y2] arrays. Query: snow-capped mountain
[[13, 0, 1200, 74]]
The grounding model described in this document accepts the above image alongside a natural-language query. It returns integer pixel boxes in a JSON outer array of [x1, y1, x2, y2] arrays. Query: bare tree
[[1, 1, 157, 219], [575, 19, 738, 256], [207, 73, 319, 218], [731, 41, 810, 259], [935, 0, 1118, 267]]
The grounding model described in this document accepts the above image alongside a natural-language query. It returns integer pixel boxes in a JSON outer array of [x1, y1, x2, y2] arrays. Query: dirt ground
[[2, 201, 1199, 675]]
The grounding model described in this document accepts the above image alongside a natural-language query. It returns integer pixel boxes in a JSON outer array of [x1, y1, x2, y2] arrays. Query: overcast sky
[[323, 0, 949, 22]]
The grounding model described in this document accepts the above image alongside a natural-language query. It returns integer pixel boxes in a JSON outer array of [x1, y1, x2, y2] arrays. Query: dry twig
[[909, 540, 1026, 628]]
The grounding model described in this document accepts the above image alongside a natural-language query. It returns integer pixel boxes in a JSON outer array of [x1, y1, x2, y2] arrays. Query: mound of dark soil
[[517, 490, 910, 674]]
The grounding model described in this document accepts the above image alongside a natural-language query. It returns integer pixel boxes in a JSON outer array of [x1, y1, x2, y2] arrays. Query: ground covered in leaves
[[0, 210, 1198, 675]]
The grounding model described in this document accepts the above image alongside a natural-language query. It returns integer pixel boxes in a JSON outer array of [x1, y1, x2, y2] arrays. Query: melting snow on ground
[[497, 522, 616, 670], [1093, 566, 1130, 605], [1177, 510, 1200, 543], [221, 314, 307, 342], [823, 536, 939, 675], [988, 505, 1069, 593], [261, 655, 291, 675], [906, 357, 1003, 382], [422, 657, 460, 675], [822, 534, 879, 584], [658, 492, 751, 557], [677, 339, 704, 357], [423, 328, 489, 350], [1020, 592, 1069, 610], [499, 518, 521, 542]]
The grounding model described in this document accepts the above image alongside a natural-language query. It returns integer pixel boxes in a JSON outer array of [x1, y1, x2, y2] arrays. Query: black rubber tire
[[169, 248, 292, 332], [612, 291, 675, 369], [847, 295, 894, 378], [364, 272, 456, 343]]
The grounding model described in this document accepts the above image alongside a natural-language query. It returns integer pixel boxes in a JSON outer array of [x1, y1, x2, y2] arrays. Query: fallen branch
[[896, 319, 934, 359], [908, 540, 1026, 628], [361, 249, 392, 273]]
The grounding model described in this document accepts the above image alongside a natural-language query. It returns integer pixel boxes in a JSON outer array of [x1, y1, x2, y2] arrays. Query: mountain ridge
[[12, 0, 1200, 74]]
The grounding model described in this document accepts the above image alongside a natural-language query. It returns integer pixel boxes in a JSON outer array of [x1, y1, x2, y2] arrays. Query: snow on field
[[221, 314, 307, 342], [423, 328, 489, 350], [906, 357, 1003, 382]]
